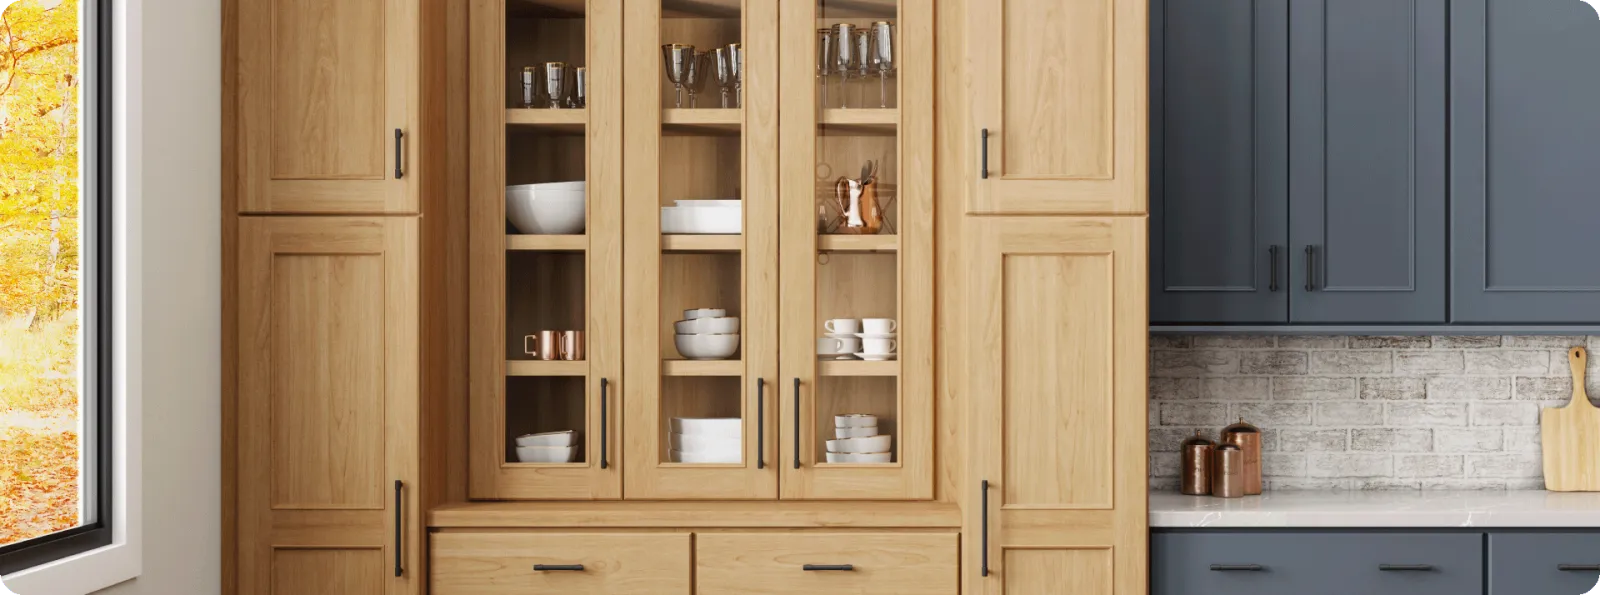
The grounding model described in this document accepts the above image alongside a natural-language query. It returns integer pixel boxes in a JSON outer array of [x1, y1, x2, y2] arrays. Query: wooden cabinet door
[[697, 533, 957, 595], [1149, 0, 1289, 324], [966, 0, 1148, 214], [1288, 0, 1447, 323], [431, 533, 690, 594], [236, 0, 417, 214], [237, 217, 419, 595], [1450, 0, 1600, 323], [965, 217, 1147, 595]]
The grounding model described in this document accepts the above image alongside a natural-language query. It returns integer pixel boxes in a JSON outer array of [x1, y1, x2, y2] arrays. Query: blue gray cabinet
[[1450, 0, 1600, 324], [1489, 533, 1600, 594], [1153, 532, 1483, 595]]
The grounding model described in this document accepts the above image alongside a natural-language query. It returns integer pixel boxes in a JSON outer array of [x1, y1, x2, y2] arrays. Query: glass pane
[[505, 251, 587, 464], [506, 2, 588, 233], [506, 377, 586, 464]]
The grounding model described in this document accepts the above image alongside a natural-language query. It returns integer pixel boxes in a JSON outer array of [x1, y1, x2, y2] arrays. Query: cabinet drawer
[[1490, 533, 1600, 595], [1154, 532, 1481, 595], [431, 532, 690, 594], [696, 533, 957, 595]]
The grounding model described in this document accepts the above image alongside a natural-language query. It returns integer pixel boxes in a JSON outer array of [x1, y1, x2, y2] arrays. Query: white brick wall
[[1149, 335, 1600, 491]]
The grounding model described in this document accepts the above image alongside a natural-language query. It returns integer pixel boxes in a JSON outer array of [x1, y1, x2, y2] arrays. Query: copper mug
[[525, 330, 585, 361], [559, 330, 585, 361]]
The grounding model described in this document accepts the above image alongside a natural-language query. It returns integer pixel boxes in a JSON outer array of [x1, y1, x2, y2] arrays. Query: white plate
[[683, 308, 727, 320], [835, 414, 877, 428], [670, 417, 742, 438], [823, 333, 858, 339], [827, 434, 892, 454], [854, 333, 897, 340], [825, 452, 892, 464], [669, 433, 742, 453], [669, 449, 741, 464], [854, 352, 897, 361], [835, 426, 878, 439], [661, 206, 742, 234]]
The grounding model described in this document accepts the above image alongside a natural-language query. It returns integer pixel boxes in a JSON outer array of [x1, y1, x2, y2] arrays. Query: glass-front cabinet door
[[622, 0, 781, 499], [468, 0, 623, 499], [778, 0, 933, 500]]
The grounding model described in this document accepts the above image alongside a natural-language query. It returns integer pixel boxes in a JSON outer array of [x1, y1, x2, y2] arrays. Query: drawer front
[[696, 533, 957, 595], [1490, 533, 1600, 595], [1154, 532, 1482, 595], [431, 532, 690, 594]]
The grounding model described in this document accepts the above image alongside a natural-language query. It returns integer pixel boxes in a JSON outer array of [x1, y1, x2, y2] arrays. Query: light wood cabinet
[[234, 0, 419, 214], [236, 217, 420, 594], [431, 532, 691, 594], [696, 533, 957, 594], [965, 0, 1148, 214], [964, 217, 1148, 595]]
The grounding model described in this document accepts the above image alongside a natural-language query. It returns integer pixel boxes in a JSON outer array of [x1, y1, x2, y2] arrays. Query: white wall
[[96, 0, 221, 591]]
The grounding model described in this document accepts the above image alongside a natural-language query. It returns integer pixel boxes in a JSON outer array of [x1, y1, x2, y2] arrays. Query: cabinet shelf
[[662, 359, 742, 376], [506, 360, 590, 377], [662, 234, 741, 252], [820, 108, 898, 136], [819, 359, 900, 377], [508, 0, 586, 17], [507, 108, 587, 134], [663, 108, 742, 135], [507, 234, 586, 251], [818, 235, 897, 253]]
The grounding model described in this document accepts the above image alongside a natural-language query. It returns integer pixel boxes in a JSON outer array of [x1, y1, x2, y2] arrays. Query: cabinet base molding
[[428, 501, 961, 529]]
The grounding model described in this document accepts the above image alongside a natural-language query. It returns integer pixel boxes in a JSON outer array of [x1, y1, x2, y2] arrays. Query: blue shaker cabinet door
[[1490, 533, 1600, 595], [1288, 0, 1448, 323], [1451, 0, 1600, 323], [1154, 532, 1482, 595], [1149, 0, 1290, 324]]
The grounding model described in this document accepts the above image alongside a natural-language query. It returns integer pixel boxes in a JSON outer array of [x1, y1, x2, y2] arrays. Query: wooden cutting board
[[1543, 347, 1600, 491]]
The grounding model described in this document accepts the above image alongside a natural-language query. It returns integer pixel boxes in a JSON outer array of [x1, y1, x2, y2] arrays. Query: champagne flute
[[817, 29, 834, 110], [872, 22, 895, 108], [713, 48, 735, 109], [662, 44, 695, 108], [728, 43, 743, 108], [855, 29, 872, 108], [832, 24, 855, 108]]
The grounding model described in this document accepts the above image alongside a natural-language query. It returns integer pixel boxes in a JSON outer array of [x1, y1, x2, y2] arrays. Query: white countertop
[[1151, 490, 1600, 528]]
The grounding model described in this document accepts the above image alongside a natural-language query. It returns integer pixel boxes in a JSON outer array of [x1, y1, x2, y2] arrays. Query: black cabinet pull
[[980, 129, 990, 179], [1304, 245, 1316, 292], [803, 564, 855, 571], [1559, 564, 1600, 572], [534, 564, 585, 572], [393, 480, 404, 577], [600, 378, 609, 469], [981, 479, 990, 577], [793, 378, 802, 469], [1210, 564, 1263, 572], [1268, 245, 1281, 292], [394, 128, 405, 179], [757, 378, 765, 469], [1379, 564, 1435, 572]]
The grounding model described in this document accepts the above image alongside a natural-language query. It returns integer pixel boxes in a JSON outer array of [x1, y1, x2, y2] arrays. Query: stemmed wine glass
[[817, 29, 833, 109], [832, 23, 856, 108], [662, 44, 695, 108], [728, 43, 743, 108], [713, 48, 736, 108], [685, 51, 709, 108], [871, 22, 895, 108]]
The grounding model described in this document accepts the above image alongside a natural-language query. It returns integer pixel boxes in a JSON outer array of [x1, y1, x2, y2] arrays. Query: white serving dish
[[661, 205, 742, 234], [826, 435, 892, 453], [670, 417, 742, 438], [825, 452, 892, 464], [835, 426, 878, 439], [506, 182, 586, 235], [674, 199, 742, 208], [835, 414, 878, 428], [514, 430, 577, 447], [515, 445, 577, 463], [669, 433, 742, 453], [675, 333, 740, 360], [674, 317, 740, 334], [669, 449, 741, 464], [683, 308, 727, 320]]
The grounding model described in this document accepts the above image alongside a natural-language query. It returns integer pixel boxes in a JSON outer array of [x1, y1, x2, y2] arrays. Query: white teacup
[[861, 338, 898, 354], [862, 318, 897, 334], [824, 318, 862, 334], [817, 337, 861, 355]]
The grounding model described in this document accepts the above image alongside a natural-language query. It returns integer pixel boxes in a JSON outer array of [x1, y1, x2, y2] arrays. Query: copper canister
[[1221, 418, 1262, 495], [1180, 431, 1215, 496], [1212, 444, 1245, 498]]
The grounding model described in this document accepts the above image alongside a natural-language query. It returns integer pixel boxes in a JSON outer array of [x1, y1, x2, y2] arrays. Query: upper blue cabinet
[[1450, 0, 1600, 324]]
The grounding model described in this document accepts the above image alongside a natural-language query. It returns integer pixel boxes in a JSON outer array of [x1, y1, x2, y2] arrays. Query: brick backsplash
[[1149, 336, 1600, 491]]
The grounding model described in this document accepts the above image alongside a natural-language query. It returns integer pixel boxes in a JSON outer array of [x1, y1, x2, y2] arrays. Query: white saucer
[[817, 354, 855, 360], [854, 333, 897, 340], [853, 352, 897, 361], [824, 333, 858, 339]]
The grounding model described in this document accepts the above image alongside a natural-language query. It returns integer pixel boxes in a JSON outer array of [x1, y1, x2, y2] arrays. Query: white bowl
[[506, 182, 586, 235], [671, 417, 742, 438], [669, 433, 742, 453], [835, 414, 878, 428], [669, 449, 741, 464], [675, 333, 740, 360], [515, 445, 576, 463], [683, 308, 727, 320], [835, 426, 878, 439], [826, 435, 892, 454], [825, 452, 892, 464], [515, 430, 577, 447], [661, 205, 742, 234], [674, 199, 742, 208], [675, 317, 740, 334]]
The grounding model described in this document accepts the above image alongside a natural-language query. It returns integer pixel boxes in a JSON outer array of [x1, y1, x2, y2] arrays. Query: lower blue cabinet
[[1154, 532, 1483, 595], [1490, 533, 1600, 595]]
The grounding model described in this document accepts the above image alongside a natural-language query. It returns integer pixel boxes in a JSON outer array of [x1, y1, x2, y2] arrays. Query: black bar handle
[[1210, 564, 1263, 572], [980, 128, 990, 179], [981, 479, 990, 577], [1560, 564, 1600, 572], [393, 480, 404, 577], [803, 564, 855, 572], [793, 378, 802, 469], [534, 564, 585, 572], [1268, 245, 1281, 292], [757, 378, 765, 469], [394, 128, 405, 179], [1304, 245, 1315, 292], [1379, 564, 1435, 572], [600, 378, 609, 469]]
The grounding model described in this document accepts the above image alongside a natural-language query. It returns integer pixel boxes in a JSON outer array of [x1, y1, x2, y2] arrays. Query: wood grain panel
[[1001, 0, 1111, 179], [1003, 549, 1113, 595], [696, 533, 957, 594], [272, 548, 385, 595], [432, 533, 690, 594]]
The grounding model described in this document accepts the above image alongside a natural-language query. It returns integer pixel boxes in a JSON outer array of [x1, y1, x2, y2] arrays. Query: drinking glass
[[685, 51, 709, 108], [662, 44, 695, 108], [570, 66, 587, 108], [816, 29, 834, 109], [872, 22, 895, 108], [832, 24, 856, 108], [542, 62, 568, 109], [854, 29, 872, 107], [713, 48, 735, 108], [728, 43, 743, 108], [520, 65, 540, 108]]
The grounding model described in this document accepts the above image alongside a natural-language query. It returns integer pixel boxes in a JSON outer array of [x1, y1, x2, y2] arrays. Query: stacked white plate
[[675, 308, 740, 360], [506, 181, 586, 234], [661, 199, 741, 234], [513, 430, 579, 463], [669, 417, 741, 463], [825, 414, 891, 463]]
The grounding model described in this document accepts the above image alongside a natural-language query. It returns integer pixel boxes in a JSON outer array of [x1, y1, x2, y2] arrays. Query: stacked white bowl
[[674, 308, 740, 360], [825, 414, 891, 463], [661, 199, 741, 234], [669, 417, 741, 463], [513, 430, 578, 463], [506, 181, 586, 235]]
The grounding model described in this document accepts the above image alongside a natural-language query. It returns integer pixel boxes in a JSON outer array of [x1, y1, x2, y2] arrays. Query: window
[[0, 0, 112, 574]]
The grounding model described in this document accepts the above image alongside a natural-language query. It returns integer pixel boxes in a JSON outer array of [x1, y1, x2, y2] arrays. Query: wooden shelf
[[429, 500, 963, 528], [508, 0, 586, 17], [662, 234, 742, 252], [507, 234, 586, 251], [819, 359, 900, 377], [507, 108, 587, 134], [816, 0, 899, 19], [506, 360, 589, 377], [820, 108, 898, 135], [662, 0, 741, 18], [818, 234, 897, 252], [663, 108, 742, 135], [662, 359, 742, 376]]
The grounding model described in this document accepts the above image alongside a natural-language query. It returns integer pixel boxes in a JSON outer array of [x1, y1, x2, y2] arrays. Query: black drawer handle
[[1379, 564, 1435, 572], [1560, 564, 1600, 572], [1210, 564, 1263, 572], [534, 564, 585, 572], [803, 564, 855, 571]]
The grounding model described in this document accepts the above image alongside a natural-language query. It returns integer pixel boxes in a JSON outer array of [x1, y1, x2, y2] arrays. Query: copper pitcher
[[832, 176, 884, 235]]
